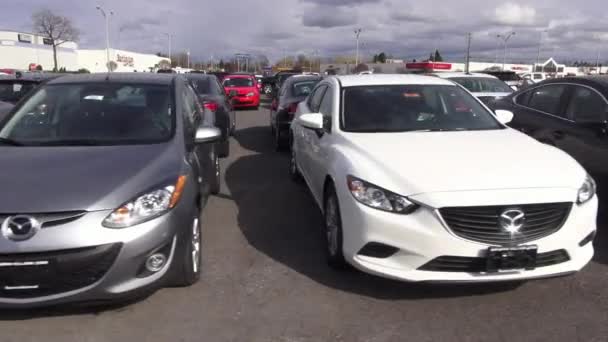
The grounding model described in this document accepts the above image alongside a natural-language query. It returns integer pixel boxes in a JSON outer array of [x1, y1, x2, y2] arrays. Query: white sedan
[[289, 74, 597, 283]]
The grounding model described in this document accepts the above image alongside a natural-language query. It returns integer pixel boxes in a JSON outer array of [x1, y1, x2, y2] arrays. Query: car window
[[341, 85, 501, 132], [449, 77, 512, 93], [566, 86, 608, 123], [223, 78, 253, 87], [191, 78, 212, 94], [293, 80, 320, 97], [533, 74, 543, 80], [527, 84, 567, 116], [309, 85, 327, 112], [0, 81, 38, 103], [0, 83, 174, 145], [319, 87, 333, 116]]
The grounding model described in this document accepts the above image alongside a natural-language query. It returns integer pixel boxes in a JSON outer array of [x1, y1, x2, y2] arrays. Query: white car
[[289, 74, 597, 283], [432, 72, 513, 105]]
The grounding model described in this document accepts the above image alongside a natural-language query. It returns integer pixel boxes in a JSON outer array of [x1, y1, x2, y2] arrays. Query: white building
[[0, 29, 78, 71], [77, 49, 170, 73]]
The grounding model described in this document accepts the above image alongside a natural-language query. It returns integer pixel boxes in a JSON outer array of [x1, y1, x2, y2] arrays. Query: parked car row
[[277, 73, 597, 283]]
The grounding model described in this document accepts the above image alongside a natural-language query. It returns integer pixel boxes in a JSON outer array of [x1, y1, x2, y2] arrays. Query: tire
[[169, 214, 202, 287], [289, 139, 303, 182], [324, 186, 348, 269], [254, 106, 259, 111], [209, 147, 221, 195], [275, 127, 288, 152], [219, 139, 230, 158]]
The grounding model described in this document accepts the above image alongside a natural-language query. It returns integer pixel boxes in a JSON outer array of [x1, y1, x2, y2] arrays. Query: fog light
[[145, 253, 167, 272]]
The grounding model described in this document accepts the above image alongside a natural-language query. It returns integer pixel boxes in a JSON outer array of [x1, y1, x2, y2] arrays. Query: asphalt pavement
[[1, 99, 607, 342]]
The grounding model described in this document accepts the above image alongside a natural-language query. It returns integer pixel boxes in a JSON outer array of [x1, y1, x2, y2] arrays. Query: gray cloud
[[2, 0, 608, 64], [301, 5, 356, 28]]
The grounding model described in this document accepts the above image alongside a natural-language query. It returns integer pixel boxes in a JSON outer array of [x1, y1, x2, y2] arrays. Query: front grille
[[439, 203, 572, 245], [0, 211, 86, 229], [419, 249, 570, 273], [0, 243, 121, 298]]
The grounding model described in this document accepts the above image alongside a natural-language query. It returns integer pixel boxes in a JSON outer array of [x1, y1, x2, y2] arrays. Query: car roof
[[47, 72, 176, 86], [335, 74, 455, 87], [224, 74, 254, 79], [184, 73, 216, 80], [432, 72, 498, 79]]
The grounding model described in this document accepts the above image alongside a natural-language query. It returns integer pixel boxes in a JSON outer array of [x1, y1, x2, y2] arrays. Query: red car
[[223, 74, 260, 109]]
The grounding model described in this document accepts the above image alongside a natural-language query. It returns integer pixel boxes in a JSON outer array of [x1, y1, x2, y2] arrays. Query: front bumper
[[338, 186, 597, 283], [0, 200, 195, 308]]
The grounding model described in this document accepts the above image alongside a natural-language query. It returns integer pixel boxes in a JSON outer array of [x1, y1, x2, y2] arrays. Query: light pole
[[354, 28, 362, 66], [96, 5, 114, 71], [497, 31, 516, 71], [187, 50, 190, 69], [536, 29, 548, 72], [163, 33, 172, 66]]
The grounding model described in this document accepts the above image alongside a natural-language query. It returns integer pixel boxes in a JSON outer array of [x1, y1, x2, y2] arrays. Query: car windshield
[[0, 83, 174, 146], [0, 81, 38, 103], [342, 85, 502, 132], [223, 78, 253, 87], [292, 80, 320, 97], [449, 77, 513, 93]]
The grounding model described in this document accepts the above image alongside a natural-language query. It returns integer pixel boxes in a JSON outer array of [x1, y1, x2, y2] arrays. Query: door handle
[[552, 130, 564, 140]]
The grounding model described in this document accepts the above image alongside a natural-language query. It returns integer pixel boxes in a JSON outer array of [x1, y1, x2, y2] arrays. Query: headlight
[[246, 92, 255, 97], [347, 176, 418, 214], [577, 175, 596, 205], [103, 176, 187, 228]]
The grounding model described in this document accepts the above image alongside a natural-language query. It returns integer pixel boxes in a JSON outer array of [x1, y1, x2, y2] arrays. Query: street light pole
[[163, 33, 172, 66], [96, 5, 114, 72], [354, 28, 362, 66], [497, 31, 516, 71], [536, 30, 548, 71], [187, 50, 190, 69]]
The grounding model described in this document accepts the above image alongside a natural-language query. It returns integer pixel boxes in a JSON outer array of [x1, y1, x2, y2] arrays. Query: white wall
[[0, 30, 78, 70], [77, 49, 170, 73]]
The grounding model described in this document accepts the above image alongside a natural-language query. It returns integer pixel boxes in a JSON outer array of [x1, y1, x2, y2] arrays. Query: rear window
[[190, 78, 214, 94], [449, 77, 513, 93], [0, 83, 174, 146], [292, 80, 320, 97], [223, 78, 253, 87]]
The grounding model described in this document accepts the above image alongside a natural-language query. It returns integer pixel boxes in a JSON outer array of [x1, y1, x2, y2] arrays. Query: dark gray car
[[269, 75, 322, 150], [0, 73, 221, 307], [0, 100, 12, 120]]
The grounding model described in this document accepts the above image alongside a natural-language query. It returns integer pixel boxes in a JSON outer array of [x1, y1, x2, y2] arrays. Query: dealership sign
[[405, 62, 452, 71], [117, 54, 134, 67]]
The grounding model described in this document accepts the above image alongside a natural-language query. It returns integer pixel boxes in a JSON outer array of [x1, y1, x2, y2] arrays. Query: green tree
[[434, 50, 443, 62]]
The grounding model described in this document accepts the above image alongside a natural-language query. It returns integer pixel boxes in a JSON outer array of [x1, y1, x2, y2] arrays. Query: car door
[[308, 83, 335, 200], [510, 84, 571, 144], [297, 84, 327, 185], [182, 82, 209, 195], [560, 84, 608, 177]]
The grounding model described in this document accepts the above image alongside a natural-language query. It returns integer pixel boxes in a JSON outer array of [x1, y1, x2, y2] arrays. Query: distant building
[[0, 29, 78, 70], [77, 49, 170, 73]]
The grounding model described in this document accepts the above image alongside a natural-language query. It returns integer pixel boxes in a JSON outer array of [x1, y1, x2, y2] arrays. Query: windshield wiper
[[0, 137, 24, 146]]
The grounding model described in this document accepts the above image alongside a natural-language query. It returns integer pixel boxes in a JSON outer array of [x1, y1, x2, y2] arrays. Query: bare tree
[[32, 9, 79, 71]]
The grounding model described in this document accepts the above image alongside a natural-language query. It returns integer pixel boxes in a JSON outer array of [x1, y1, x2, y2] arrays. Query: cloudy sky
[[3, 0, 607, 64]]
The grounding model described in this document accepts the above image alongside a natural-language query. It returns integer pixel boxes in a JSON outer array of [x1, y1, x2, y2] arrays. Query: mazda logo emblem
[[1, 215, 41, 241], [498, 209, 525, 234]]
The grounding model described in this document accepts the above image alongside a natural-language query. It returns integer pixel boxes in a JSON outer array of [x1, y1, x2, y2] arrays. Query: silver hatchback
[[0, 73, 221, 307]]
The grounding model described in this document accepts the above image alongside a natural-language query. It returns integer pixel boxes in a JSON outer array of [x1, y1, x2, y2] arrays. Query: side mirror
[[298, 113, 324, 130], [495, 109, 514, 125], [194, 126, 222, 144], [228, 90, 238, 98]]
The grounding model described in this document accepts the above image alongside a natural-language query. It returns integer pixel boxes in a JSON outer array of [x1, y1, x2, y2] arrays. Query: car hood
[[342, 128, 585, 196], [0, 143, 182, 213]]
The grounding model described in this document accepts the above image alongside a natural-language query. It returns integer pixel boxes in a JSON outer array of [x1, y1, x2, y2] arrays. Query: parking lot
[[0, 97, 606, 342]]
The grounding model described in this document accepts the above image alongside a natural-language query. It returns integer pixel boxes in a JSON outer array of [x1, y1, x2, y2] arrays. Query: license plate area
[[486, 246, 537, 273], [0, 259, 55, 288]]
